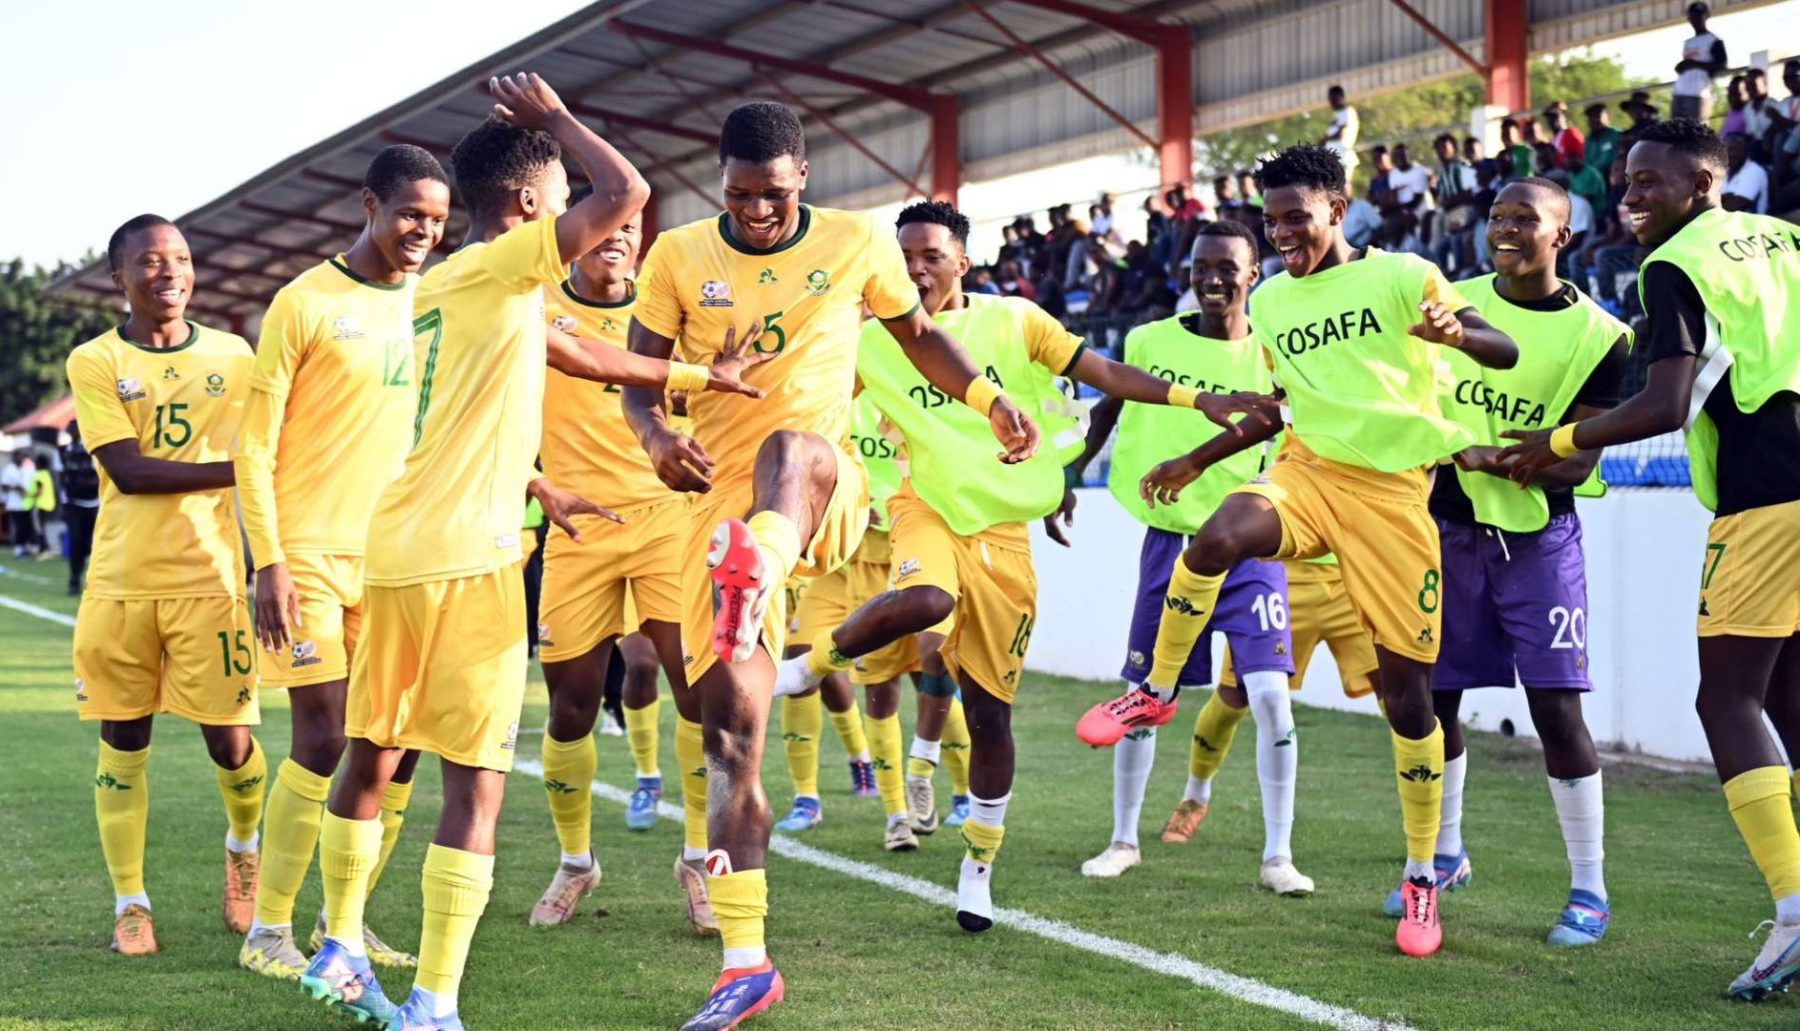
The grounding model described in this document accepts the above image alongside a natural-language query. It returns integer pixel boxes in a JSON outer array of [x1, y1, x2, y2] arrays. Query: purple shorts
[[1434, 514, 1592, 691], [1122, 527, 1296, 688]]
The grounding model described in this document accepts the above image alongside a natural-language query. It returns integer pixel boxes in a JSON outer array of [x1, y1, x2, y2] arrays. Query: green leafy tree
[[1194, 51, 1638, 190], [0, 259, 116, 426]]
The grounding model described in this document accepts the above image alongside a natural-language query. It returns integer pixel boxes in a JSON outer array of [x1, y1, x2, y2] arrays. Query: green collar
[[717, 205, 811, 256], [560, 278, 635, 310], [329, 254, 407, 292], [117, 320, 199, 353]]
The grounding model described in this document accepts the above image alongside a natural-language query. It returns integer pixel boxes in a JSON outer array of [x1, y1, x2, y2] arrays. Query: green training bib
[[847, 393, 902, 522]]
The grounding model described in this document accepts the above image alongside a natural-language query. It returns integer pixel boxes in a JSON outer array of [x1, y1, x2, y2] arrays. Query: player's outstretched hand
[[1495, 428, 1563, 485], [1043, 488, 1077, 547], [1140, 454, 1206, 509], [645, 429, 715, 494], [489, 72, 566, 131], [1451, 445, 1514, 477], [708, 319, 774, 398], [253, 562, 301, 654], [1408, 300, 1466, 347], [1195, 391, 1278, 437], [529, 476, 625, 543], [991, 396, 1040, 464]]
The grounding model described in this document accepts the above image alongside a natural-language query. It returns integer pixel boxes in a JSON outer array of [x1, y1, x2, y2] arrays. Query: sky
[[3, 0, 1795, 269]]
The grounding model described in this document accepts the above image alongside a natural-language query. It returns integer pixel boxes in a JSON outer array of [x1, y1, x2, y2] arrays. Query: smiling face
[[1622, 139, 1716, 247], [1261, 184, 1345, 279], [1486, 181, 1569, 279], [365, 177, 451, 274], [111, 223, 193, 322], [721, 154, 807, 250], [572, 210, 642, 285], [1189, 232, 1258, 318]]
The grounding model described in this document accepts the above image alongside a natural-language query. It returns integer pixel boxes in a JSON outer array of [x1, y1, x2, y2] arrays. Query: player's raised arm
[[547, 324, 770, 396], [487, 73, 649, 264], [880, 309, 1039, 463], [1409, 266, 1518, 369], [1138, 398, 1284, 508]]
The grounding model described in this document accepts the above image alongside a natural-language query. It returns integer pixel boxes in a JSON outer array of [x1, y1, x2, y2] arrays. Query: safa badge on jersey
[[700, 280, 734, 308]]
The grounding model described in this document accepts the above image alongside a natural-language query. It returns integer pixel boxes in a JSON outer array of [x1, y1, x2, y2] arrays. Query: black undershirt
[[1429, 283, 1629, 527], [1639, 262, 1800, 517]]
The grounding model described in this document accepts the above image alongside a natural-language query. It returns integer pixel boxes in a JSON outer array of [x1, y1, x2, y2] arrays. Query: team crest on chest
[[116, 378, 146, 403], [332, 316, 364, 340], [806, 269, 830, 296], [700, 280, 734, 307], [205, 373, 227, 397]]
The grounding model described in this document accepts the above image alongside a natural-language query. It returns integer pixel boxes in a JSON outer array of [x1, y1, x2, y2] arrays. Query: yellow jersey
[[633, 205, 919, 486], [235, 256, 417, 569], [542, 279, 670, 511], [364, 215, 565, 587], [66, 321, 254, 599]]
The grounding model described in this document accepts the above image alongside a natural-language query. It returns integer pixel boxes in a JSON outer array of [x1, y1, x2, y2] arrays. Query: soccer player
[[297, 75, 762, 1029], [622, 105, 1037, 1030], [233, 144, 450, 979], [1500, 120, 1800, 997], [1420, 177, 1629, 946], [779, 200, 1262, 933], [67, 215, 262, 956], [1123, 143, 1519, 958], [1066, 222, 1304, 892], [531, 205, 713, 930]]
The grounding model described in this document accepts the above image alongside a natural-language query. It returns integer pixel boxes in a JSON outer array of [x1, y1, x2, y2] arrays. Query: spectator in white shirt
[[3, 453, 37, 557], [1672, 2, 1727, 123], [1321, 85, 1360, 173], [1386, 144, 1434, 213], [1723, 132, 1770, 213], [1744, 68, 1777, 151]]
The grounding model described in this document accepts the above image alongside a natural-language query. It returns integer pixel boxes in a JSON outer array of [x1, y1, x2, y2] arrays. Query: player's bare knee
[[1190, 519, 1249, 575], [898, 585, 955, 629], [200, 725, 252, 770], [757, 429, 832, 482]]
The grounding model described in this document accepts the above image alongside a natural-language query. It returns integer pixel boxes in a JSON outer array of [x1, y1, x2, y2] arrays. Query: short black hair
[[107, 214, 177, 272], [1253, 143, 1347, 197], [1633, 118, 1728, 172], [1327, 84, 1345, 95], [895, 200, 970, 247], [1193, 218, 1260, 257], [1496, 175, 1571, 224], [1433, 133, 1457, 149], [364, 144, 449, 202], [719, 102, 806, 165], [449, 115, 562, 221]]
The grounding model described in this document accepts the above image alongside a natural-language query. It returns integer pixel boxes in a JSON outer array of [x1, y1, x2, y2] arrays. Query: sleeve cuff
[[876, 300, 922, 324]]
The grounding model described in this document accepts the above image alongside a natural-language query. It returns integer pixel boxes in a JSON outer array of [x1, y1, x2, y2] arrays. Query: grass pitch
[[0, 555, 1791, 1030]]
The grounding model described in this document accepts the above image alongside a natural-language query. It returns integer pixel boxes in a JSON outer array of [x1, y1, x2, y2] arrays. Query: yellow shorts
[[1700, 498, 1800, 638], [790, 529, 945, 685], [348, 567, 528, 771], [1221, 560, 1378, 697], [539, 497, 687, 663], [1234, 440, 1440, 663], [74, 594, 258, 725], [888, 488, 1036, 704], [263, 553, 363, 689], [680, 446, 870, 681]]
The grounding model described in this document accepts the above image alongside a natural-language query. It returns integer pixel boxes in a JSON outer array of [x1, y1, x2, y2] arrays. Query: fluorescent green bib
[[857, 295, 1081, 535], [1638, 208, 1800, 512], [1106, 316, 1272, 534], [847, 393, 901, 518], [1442, 276, 1628, 531], [1250, 250, 1473, 471]]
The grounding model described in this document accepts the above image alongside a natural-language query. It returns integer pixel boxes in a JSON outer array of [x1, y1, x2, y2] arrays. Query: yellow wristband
[[666, 361, 710, 394], [963, 376, 1002, 418], [1549, 422, 1582, 459], [1167, 384, 1200, 409]]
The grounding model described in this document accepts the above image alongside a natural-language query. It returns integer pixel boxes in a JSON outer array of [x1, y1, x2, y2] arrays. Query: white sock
[[723, 946, 768, 970], [1403, 859, 1433, 882], [957, 856, 993, 921], [1436, 751, 1468, 857], [1184, 775, 1212, 805], [910, 736, 942, 764], [1140, 683, 1180, 705], [114, 893, 151, 916], [413, 985, 457, 1019], [1548, 771, 1605, 900], [561, 851, 594, 870], [226, 830, 260, 853], [682, 845, 707, 863], [247, 918, 289, 936], [1112, 726, 1158, 848], [1244, 671, 1296, 862], [851, 752, 871, 764], [331, 931, 367, 957], [970, 792, 1011, 827], [1777, 894, 1800, 926]]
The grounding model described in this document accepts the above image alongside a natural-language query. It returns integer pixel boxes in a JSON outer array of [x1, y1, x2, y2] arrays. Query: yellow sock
[[830, 701, 869, 759], [1189, 691, 1249, 782], [943, 696, 972, 797], [806, 630, 854, 679], [541, 732, 597, 859], [961, 817, 1005, 864], [866, 713, 907, 818], [906, 756, 936, 780], [319, 812, 383, 944], [366, 778, 413, 897], [709, 868, 768, 954], [747, 511, 802, 583], [216, 736, 266, 844], [1725, 767, 1800, 901], [254, 759, 329, 926], [782, 693, 822, 799], [94, 741, 151, 897], [676, 717, 709, 852], [1150, 557, 1226, 689], [625, 698, 662, 779], [416, 844, 494, 999], [1392, 721, 1446, 864]]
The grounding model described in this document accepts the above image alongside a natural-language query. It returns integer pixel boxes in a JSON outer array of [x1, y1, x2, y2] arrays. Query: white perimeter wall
[[1028, 489, 1715, 763]]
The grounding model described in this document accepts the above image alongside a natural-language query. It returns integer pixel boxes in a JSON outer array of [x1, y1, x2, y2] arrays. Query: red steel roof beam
[[186, 228, 336, 262], [961, 3, 1157, 151], [239, 202, 364, 233], [1385, 0, 1486, 76], [568, 104, 718, 145], [759, 75, 928, 197]]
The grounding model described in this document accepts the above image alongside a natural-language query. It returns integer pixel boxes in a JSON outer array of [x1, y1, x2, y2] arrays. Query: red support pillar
[[930, 96, 960, 205], [1485, 0, 1529, 113], [1154, 26, 1193, 191]]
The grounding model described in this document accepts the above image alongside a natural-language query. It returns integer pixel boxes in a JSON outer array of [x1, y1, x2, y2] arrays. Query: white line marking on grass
[[514, 758, 1417, 1031], [0, 593, 75, 627]]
